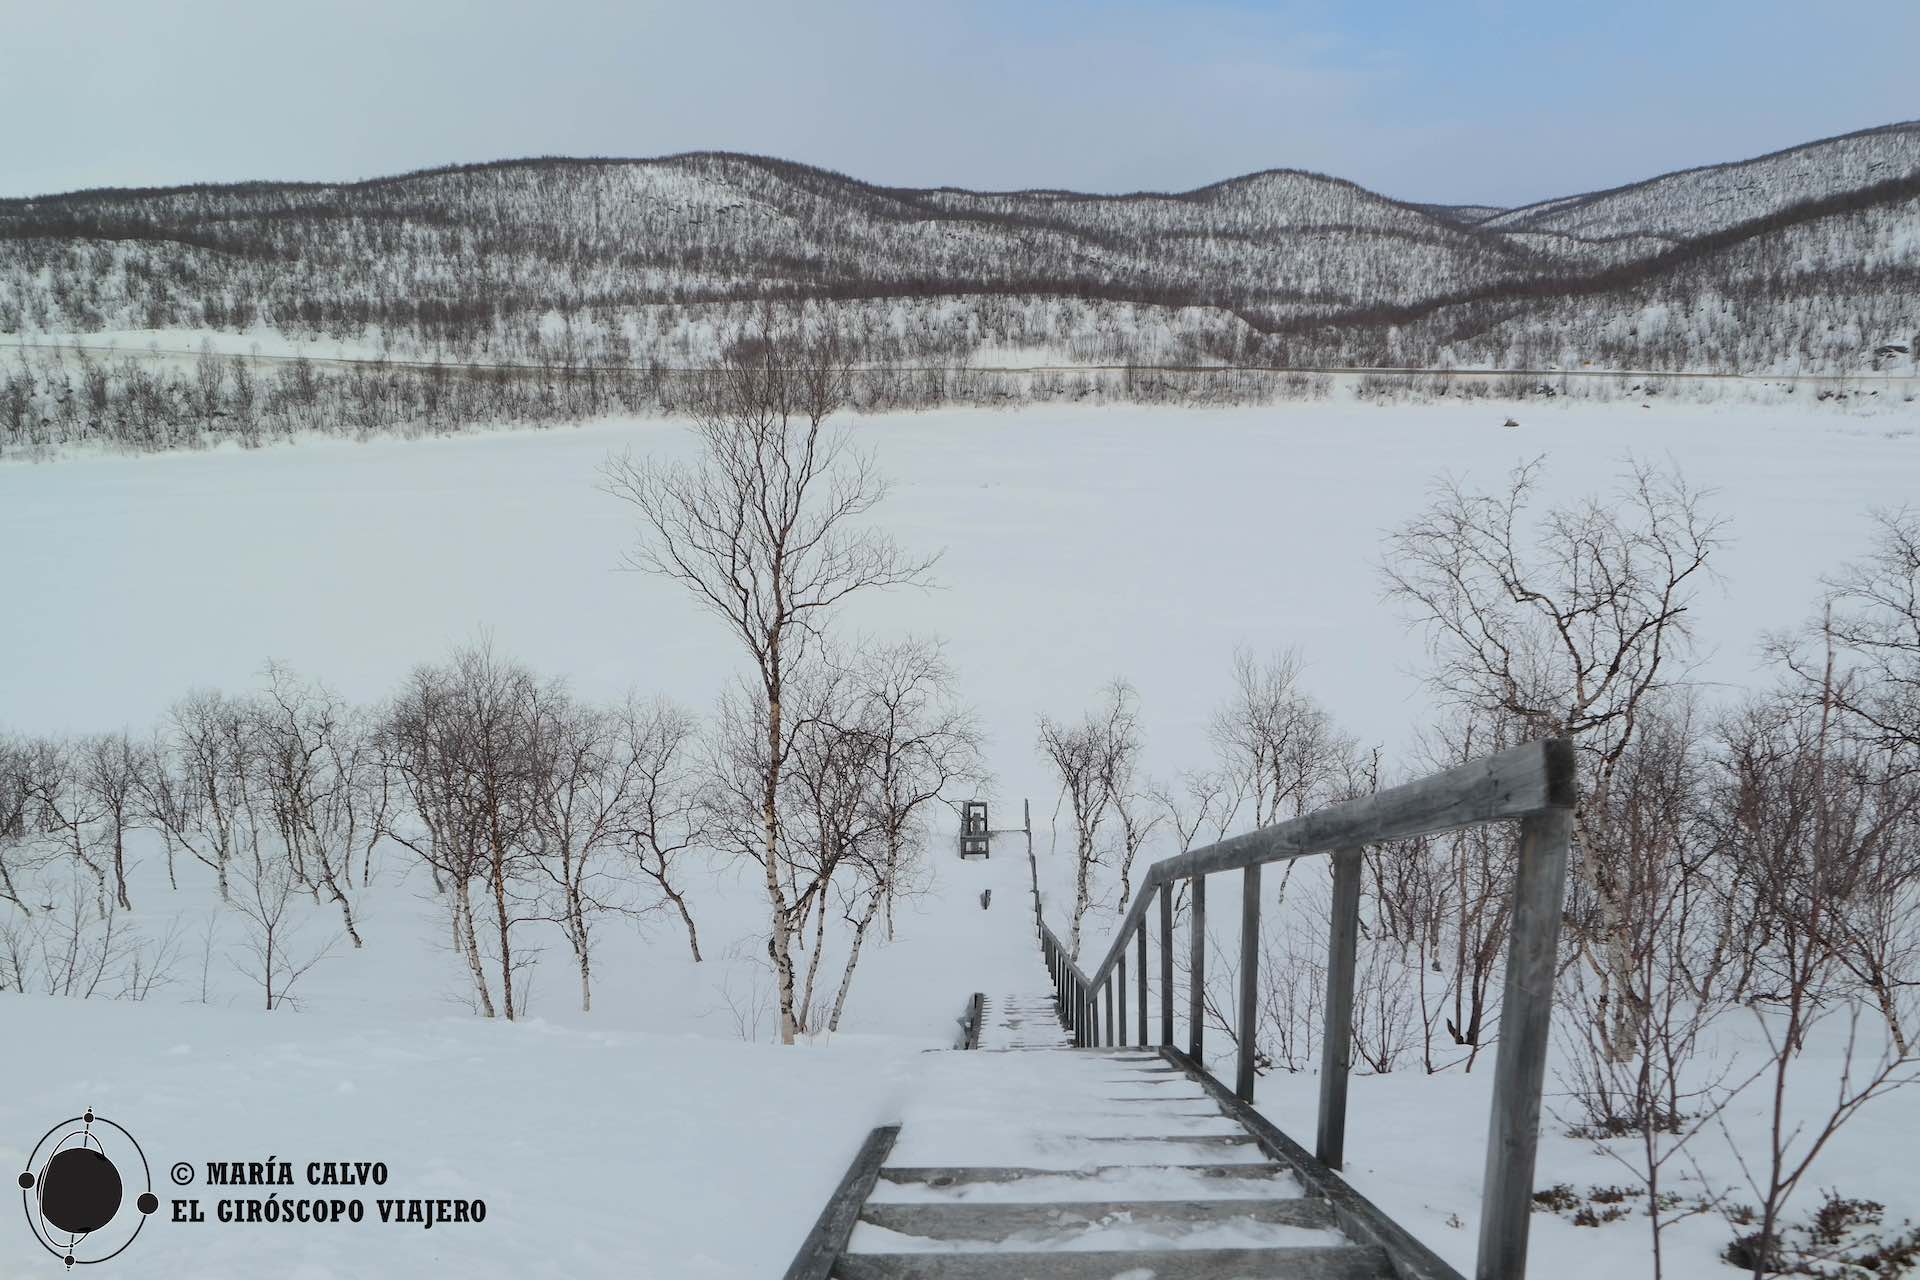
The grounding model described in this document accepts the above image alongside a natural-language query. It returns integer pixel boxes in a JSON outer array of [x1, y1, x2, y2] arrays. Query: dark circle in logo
[[38, 1148, 122, 1235], [16, 1172, 33, 1190], [136, 1193, 159, 1215]]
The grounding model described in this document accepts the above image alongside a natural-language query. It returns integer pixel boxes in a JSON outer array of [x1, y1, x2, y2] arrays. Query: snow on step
[[834, 1246, 1394, 1279], [858, 1197, 1338, 1242], [886, 1050, 1252, 1170], [871, 1165, 1306, 1204], [977, 994, 1075, 1050], [851, 1212, 1345, 1254], [827, 1042, 1389, 1278]]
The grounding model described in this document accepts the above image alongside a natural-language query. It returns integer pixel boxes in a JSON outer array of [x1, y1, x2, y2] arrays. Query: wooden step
[[834, 1244, 1394, 1279], [1096, 1075, 1188, 1084], [859, 1196, 1337, 1239], [1081, 1133, 1256, 1147], [877, 1164, 1299, 1189]]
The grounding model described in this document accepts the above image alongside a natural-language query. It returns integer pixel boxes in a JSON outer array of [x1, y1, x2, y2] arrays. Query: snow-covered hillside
[[1482, 122, 1920, 239], [3, 123, 1918, 379]]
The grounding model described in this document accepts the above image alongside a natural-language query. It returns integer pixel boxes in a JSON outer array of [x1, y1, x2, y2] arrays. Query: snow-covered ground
[[3, 399, 1918, 1277], [0, 849, 1044, 1279], [5, 400, 1915, 770]]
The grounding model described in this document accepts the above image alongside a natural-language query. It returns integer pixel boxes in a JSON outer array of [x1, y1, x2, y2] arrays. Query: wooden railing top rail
[[1040, 918, 1094, 993], [1075, 737, 1574, 990]]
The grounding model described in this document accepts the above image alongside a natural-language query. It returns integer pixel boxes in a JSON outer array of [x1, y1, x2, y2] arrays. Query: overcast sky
[[5, 0, 1916, 207]]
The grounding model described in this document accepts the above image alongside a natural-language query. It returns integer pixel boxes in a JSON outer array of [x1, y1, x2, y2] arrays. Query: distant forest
[[3, 123, 1918, 452]]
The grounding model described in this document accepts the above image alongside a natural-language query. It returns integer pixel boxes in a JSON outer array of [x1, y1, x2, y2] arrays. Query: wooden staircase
[[787, 995, 1454, 1280], [789, 739, 1577, 1280]]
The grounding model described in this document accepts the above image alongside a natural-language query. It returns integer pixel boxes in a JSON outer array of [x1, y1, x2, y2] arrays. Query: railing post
[[1136, 915, 1148, 1047], [1152, 886, 1167, 1043], [1236, 863, 1260, 1102], [1117, 950, 1128, 1045], [1104, 975, 1115, 1046], [1188, 875, 1206, 1060], [1159, 886, 1174, 1046], [1317, 846, 1363, 1170], [1475, 807, 1572, 1280]]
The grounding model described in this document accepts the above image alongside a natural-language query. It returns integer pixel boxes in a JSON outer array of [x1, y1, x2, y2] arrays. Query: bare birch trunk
[[828, 896, 881, 1032], [578, 931, 592, 1014], [492, 852, 515, 1022], [798, 889, 828, 1034], [664, 884, 702, 961], [1069, 833, 1094, 961], [455, 879, 495, 1019], [765, 689, 799, 1044]]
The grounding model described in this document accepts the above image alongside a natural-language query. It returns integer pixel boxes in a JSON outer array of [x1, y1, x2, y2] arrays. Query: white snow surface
[[4, 400, 1920, 1278]]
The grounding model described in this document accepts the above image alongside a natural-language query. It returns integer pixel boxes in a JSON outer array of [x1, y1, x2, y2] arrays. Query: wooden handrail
[[1033, 736, 1576, 1280], [1081, 737, 1574, 990]]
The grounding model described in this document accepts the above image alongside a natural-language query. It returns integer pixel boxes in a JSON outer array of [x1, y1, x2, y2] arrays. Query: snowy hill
[[1481, 120, 1920, 240], [2, 123, 1918, 377]]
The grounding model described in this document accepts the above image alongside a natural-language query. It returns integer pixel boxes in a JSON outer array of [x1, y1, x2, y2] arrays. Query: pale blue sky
[[4, 0, 1915, 206]]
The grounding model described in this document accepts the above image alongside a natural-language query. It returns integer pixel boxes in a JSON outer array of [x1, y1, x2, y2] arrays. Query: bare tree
[[1366, 712, 1522, 1072], [1382, 455, 1723, 1063], [0, 735, 47, 911], [525, 696, 631, 1013], [1153, 768, 1239, 862], [385, 644, 552, 1019], [1813, 506, 1920, 765], [614, 696, 708, 962], [1546, 696, 1759, 1280], [1037, 678, 1137, 960], [600, 325, 937, 1044], [1105, 731, 1158, 915], [249, 665, 384, 948], [826, 639, 982, 1029], [0, 866, 181, 1001], [139, 690, 256, 901], [228, 844, 335, 1012], [76, 732, 147, 912], [1710, 638, 1920, 1275], [779, 659, 882, 1034], [21, 738, 111, 917], [1210, 648, 1351, 828]]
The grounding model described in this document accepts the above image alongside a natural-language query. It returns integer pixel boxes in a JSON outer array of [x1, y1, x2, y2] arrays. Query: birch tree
[[614, 696, 707, 963], [526, 697, 632, 1013], [139, 691, 255, 902], [1038, 678, 1137, 960], [826, 639, 981, 1029], [249, 665, 385, 949], [385, 645, 552, 1020], [1381, 455, 1722, 1062], [0, 736, 58, 914], [601, 328, 937, 1044], [77, 732, 146, 912], [850, 639, 981, 946], [1805, 505, 1920, 765]]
